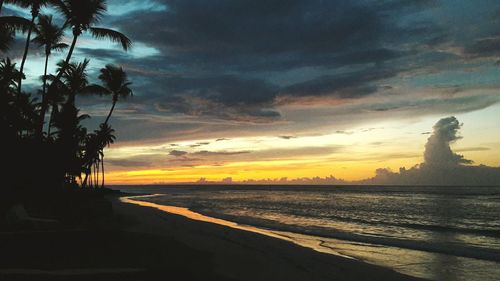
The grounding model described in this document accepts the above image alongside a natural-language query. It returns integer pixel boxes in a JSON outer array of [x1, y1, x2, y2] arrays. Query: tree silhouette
[[88, 64, 133, 125], [53, 59, 91, 105], [0, 15, 33, 52], [51, 0, 131, 79], [84, 123, 115, 188], [32, 14, 67, 137], [0, 25, 13, 51], [9, 0, 64, 95], [1, 0, 132, 191], [0, 58, 22, 91]]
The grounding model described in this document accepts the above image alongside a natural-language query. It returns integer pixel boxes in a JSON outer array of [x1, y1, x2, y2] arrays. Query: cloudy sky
[[4, 0, 500, 184]]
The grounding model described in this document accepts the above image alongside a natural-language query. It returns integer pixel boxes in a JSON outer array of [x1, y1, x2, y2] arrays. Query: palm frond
[[4, 0, 31, 8], [0, 26, 14, 52], [52, 0, 71, 22], [89, 27, 132, 51], [81, 84, 110, 96], [0, 16, 34, 33], [51, 42, 68, 51]]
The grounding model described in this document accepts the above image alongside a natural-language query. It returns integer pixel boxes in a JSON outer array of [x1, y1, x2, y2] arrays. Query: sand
[[0, 194, 428, 280], [115, 196, 428, 281]]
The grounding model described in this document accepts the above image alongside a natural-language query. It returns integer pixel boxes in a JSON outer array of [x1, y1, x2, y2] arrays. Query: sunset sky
[[4, 0, 500, 184]]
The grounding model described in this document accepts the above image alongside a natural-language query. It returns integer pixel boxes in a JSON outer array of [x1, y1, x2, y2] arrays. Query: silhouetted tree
[[1, 0, 132, 192], [32, 14, 67, 137], [51, 0, 131, 79], [10, 0, 63, 94], [0, 15, 33, 51], [0, 25, 13, 51], [54, 59, 91, 105], [88, 64, 133, 125]]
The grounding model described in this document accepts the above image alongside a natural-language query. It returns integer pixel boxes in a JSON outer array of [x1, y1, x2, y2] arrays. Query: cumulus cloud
[[362, 117, 500, 186], [423, 116, 472, 167]]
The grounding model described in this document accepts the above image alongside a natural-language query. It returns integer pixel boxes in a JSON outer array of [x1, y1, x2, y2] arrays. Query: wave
[[190, 208, 500, 263], [320, 214, 500, 238]]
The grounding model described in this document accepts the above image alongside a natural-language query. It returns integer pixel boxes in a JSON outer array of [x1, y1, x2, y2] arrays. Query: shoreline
[[117, 194, 427, 281], [120, 194, 355, 258]]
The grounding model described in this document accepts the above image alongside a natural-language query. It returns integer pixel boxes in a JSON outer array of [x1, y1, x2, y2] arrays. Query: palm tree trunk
[[89, 167, 93, 188], [83, 171, 88, 188], [104, 99, 117, 125], [101, 154, 105, 188], [82, 168, 89, 188], [36, 53, 50, 139], [96, 161, 99, 189], [42, 52, 49, 95], [47, 102, 57, 136], [56, 35, 78, 79], [18, 14, 36, 95], [94, 162, 98, 188]]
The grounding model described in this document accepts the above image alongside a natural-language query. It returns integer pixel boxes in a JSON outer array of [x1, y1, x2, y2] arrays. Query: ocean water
[[115, 185, 500, 281]]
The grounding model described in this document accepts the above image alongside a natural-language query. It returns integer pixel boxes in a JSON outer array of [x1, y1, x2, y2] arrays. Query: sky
[[2, 0, 500, 184]]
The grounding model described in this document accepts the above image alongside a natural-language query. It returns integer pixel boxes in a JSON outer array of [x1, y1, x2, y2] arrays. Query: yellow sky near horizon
[[103, 104, 500, 185]]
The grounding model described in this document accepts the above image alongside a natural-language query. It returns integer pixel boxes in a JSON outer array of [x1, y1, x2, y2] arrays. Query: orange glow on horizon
[[103, 108, 500, 185]]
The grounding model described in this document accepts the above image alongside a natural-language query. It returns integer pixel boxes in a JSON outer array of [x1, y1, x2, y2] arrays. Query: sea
[[113, 185, 500, 281]]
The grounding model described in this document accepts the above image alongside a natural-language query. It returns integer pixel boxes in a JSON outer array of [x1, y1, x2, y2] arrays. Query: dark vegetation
[[0, 0, 132, 225]]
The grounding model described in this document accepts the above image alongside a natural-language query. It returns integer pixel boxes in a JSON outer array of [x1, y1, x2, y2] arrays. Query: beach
[[114, 195, 426, 281], [0, 193, 425, 281]]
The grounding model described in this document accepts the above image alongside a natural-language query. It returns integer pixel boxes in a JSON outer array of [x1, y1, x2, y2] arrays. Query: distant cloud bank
[[198, 117, 500, 186]]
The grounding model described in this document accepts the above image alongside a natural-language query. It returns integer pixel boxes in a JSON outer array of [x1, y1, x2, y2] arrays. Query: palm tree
[[82, 123, 114, 188], [51, 102, 89, 183], [55, 58, 90, 105], [12, 0, 63, 95], [0, 58, 24, 136], [0, 58, 23, 92], [49, 59, 92, 184], [31, 14, 67, 137], [0, 25, 13, 51], [45, 76, 65, 136], [45, 59, 91, 141], [89, 64, 133, 125], [52, 0, 131, 78], [95, 123, 114, 187], [0, 15, 33, 51]]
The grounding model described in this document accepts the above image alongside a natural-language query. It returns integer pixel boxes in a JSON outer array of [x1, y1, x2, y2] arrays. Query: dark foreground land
[[0, 193, 427, 281]]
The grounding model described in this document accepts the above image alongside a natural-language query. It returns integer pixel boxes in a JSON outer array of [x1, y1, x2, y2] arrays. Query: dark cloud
[[189, 142, 210, 148], [118, 1, 385, 62], [169, 150, 188, 157], [106, 159, 152, 167], [465, 37, 500, 58], [78, 47, 129, 61], [455, 147, 491, 152], [192, 150, 251, 157], [104, 0, 443, 122], [282, 67, 398, 99], [156, 75, 279, 106]]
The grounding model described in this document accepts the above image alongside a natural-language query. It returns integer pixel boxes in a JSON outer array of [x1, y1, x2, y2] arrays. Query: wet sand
[[116, 195, 428, 281], [0, 194, 428, 280]]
